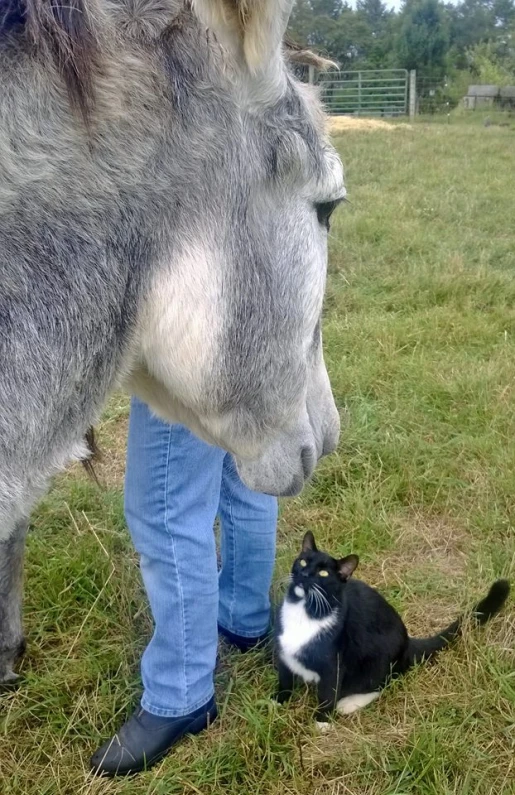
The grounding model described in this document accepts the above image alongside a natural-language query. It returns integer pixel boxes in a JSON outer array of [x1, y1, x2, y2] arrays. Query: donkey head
[[2, 0, 343, 497], [127, 1, 344, 496]]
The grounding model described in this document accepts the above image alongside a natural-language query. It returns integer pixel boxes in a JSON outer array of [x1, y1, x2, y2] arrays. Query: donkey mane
[[0, 0, 103, 121], [0, 0, 331, 126]]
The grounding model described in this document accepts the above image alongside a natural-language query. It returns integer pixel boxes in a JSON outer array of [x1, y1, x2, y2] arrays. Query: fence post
[[308, 65, 315, 85], [409, 70, 416, 119]]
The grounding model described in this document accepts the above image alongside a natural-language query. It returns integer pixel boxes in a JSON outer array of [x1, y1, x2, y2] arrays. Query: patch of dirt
[[373, 516, 467, 581], [305, 707, 415, 757], [328, 116, 412, 134], [362, 516, 468, 633], [277, 506, 341, 542]]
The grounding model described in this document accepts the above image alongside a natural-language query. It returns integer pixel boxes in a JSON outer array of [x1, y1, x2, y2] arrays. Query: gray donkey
[[0, 0, 345, 684]]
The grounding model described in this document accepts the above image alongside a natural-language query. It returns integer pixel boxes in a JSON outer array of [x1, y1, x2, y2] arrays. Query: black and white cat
[[275, 531, 510, 728]]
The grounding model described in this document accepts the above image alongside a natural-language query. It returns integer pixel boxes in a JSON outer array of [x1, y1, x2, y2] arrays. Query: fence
[[297, 66, 514, 118], [415, 75, 453, 115], [407, 75, 515, 115], [316, 69, 410, 117]]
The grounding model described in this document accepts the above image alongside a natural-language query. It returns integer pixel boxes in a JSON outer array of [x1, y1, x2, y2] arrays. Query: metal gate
[[317, 69, 409, 117]]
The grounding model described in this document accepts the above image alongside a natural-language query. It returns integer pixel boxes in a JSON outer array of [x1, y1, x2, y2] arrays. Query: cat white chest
[[278, 598, 337, 684]]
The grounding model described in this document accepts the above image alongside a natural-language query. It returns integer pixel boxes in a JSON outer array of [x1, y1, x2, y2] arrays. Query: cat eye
[[319, 570, 329, 577], [299, 559, 307, 567]]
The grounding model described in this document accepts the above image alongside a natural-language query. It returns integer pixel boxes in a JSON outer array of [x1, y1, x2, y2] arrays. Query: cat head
[[287, 531, 359, 617]]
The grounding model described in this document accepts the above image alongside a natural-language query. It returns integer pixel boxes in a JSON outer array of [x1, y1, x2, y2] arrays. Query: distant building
[[463, 85, 515, 110]]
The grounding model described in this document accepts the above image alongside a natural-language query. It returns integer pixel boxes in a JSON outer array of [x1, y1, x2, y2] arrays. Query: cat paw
[[336, 692, 380, 715], [315, 720, 333, 734]]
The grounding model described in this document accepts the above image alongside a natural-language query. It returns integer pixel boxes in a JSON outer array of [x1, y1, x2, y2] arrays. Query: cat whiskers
[[312, 584, 331, 615], [308, 585, 325, 617]]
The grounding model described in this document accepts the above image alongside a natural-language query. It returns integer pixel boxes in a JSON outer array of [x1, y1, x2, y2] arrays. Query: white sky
[[348, 0, 459, 9], [344, 0, 403, 8]]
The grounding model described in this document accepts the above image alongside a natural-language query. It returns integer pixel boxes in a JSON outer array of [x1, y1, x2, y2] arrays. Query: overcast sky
[[349, 0, 460, 9]]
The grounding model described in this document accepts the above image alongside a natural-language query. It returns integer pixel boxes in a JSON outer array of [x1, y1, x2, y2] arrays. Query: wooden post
[[409, 70, 416, 119], [358, 71, 362, 115]]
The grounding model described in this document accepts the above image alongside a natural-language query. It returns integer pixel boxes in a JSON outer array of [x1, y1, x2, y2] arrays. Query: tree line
[[288, 0, 515, 106]]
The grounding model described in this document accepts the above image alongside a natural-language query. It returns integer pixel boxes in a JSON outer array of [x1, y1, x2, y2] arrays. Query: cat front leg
[[315, 661, 342, 729], [275, 658, 295, 703]]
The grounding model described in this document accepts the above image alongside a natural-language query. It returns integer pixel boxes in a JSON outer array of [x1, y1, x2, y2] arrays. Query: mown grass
[[1, 118, 514, 795]]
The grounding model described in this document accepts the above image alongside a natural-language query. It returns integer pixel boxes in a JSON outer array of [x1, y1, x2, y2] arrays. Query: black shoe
[[218, 624, 270, 653], [90, 697, 217, 777]]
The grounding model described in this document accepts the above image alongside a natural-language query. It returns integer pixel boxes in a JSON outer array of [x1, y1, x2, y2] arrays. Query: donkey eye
[[300, 559, 307, 567], [316, 200, 340, 230], [319, 570, 329, 577]]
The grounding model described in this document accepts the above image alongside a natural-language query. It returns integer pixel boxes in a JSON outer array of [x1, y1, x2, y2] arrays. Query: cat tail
[[407, 580, 510, 666]]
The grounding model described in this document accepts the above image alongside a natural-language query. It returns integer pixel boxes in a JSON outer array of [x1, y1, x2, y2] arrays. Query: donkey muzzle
[[234, 401, 340, 497]]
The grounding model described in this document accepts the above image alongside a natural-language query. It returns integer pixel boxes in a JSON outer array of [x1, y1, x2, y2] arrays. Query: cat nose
[[300, 570, 309, 578]]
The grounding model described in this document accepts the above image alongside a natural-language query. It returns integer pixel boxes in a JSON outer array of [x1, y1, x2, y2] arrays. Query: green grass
[[1, 118, 514, 795]]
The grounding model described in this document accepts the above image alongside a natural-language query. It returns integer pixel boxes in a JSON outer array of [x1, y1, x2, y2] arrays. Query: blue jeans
[[125, 398, 278, 717]]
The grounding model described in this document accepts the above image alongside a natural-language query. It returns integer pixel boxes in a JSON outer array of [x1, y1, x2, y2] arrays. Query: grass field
[[1, 116, 514, 795]]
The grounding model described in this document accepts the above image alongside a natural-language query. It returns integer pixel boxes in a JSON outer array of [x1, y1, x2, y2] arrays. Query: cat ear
[[302, 531, 317, 553], [338, 555, 359, 581]]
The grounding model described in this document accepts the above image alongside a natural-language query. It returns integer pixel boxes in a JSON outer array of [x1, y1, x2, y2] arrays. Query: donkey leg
[[0, 520, 28, 683]]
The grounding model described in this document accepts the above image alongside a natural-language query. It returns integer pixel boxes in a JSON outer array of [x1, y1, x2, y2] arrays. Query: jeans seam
[[220, 475, 237, 628], [163, 425, 188, 703]]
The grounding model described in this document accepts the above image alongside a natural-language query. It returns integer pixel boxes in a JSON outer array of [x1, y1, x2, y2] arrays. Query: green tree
[[356, 0, 389, 32], [326, 7, 374, 67], [397, 0, 450, 79], [289, 0, 318, 44], [449, 0, 497, 53], [288, 0, 372, 66], [310, 0, 344, 18], [287, 0, 515, 88], [356, 0, 395, 67], [492, 0, 515, 28]]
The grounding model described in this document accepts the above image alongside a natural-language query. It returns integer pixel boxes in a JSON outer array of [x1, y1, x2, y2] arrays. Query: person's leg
[[92, 398, 224, 776], [217, 455, 278, 651]]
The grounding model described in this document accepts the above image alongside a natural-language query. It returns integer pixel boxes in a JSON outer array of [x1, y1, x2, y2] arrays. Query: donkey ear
[[302, 531, 318, 553], [338, 555, 359, 581], [192, 0, 293, 72], [283, 39, 339, 72]]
